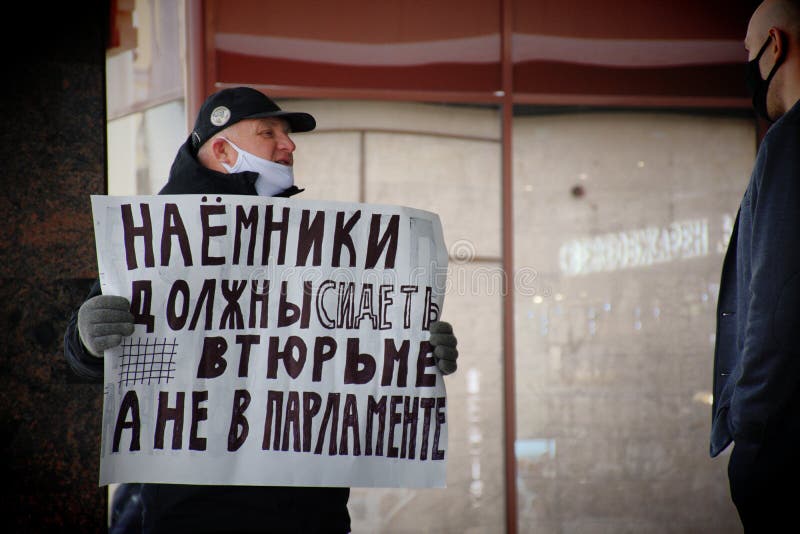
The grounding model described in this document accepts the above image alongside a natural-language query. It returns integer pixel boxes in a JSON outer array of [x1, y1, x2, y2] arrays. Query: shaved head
[[747, 0, 800, 51], [745, 0, 800, 118]]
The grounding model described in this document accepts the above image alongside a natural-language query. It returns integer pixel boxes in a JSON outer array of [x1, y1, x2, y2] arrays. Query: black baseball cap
[[190, 87, 316, 151]]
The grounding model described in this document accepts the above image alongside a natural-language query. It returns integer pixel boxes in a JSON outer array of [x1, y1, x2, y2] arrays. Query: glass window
[[512, 109, 754, 532], [283, 99, 505, 532]]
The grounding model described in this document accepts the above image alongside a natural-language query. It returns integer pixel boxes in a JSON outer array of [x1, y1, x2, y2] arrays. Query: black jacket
[[710, 100, 800, 458], [64, 139, 350, 533]]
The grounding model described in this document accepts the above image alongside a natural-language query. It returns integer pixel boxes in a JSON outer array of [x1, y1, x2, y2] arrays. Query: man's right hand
[[77, 295, 135, 357]]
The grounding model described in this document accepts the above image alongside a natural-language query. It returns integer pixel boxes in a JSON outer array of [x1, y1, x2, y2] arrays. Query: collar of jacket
[[158, 138, 304, 198]]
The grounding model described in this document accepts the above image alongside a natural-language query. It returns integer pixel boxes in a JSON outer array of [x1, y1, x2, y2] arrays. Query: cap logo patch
[[210, 106, 231, 126]]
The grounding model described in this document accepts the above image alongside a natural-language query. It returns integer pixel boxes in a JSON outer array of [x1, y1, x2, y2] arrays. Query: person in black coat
[[710, 1, 800, 531], [64, 86, 459, 533]]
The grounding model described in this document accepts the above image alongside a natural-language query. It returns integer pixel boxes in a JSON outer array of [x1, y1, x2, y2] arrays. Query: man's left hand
[[429, 321, 458, 375]]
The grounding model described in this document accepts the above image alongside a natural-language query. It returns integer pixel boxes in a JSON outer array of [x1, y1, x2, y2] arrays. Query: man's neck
[[779, 59, 800, 116]]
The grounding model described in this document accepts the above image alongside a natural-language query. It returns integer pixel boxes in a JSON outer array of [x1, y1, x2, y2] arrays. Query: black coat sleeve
[[63, 279, 104, 382]]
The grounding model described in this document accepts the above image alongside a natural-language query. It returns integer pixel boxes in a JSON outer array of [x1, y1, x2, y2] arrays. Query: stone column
[[0, 2, 109, 531]]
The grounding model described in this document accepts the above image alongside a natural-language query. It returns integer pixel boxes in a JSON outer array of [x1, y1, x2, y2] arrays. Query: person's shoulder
[[754, 104, 800, 188], [765, 101, 800, 144]]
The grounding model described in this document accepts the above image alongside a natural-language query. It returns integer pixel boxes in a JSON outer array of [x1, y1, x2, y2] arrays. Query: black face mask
[[745, 36, 784, 121]]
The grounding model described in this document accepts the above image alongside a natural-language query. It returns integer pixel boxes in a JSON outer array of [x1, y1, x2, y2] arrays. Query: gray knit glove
[[77, 295, 135, 357], [429, 321, 458, 375]]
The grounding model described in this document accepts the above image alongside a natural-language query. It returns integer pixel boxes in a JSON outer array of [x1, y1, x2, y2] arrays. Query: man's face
[[228, 117, 296, 166], [743, 0, 786, 119]]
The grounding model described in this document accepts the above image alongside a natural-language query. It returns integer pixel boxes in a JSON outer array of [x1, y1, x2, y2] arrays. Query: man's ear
[[210, 137, 235, 166], [768, 27, 785, 60]]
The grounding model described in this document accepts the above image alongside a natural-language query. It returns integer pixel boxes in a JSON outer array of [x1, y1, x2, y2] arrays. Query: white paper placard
[[91, 194, 449, 488]]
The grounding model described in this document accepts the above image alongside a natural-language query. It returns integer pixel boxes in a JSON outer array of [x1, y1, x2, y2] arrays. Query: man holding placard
[[64, 87, 459, 533]]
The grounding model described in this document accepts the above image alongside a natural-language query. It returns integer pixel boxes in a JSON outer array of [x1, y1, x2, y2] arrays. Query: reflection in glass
[[513, 109, 753, 533]]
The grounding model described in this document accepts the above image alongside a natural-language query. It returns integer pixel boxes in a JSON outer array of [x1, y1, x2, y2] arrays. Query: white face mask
[[219, 137, 294, 197]]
